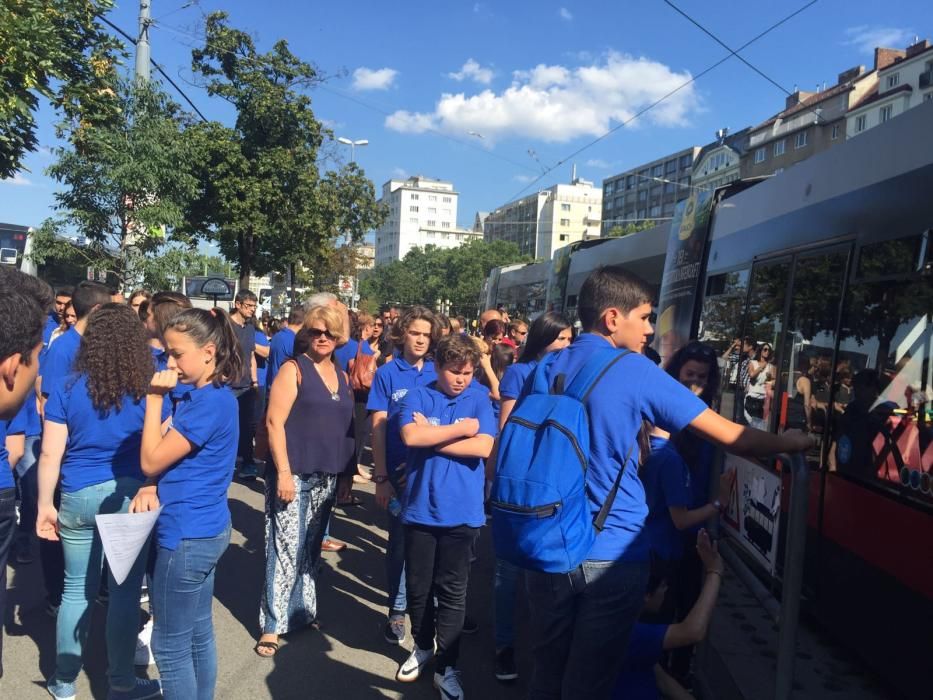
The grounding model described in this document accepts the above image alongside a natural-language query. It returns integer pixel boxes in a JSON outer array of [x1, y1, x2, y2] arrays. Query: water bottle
[[388, 497, 402, 517]]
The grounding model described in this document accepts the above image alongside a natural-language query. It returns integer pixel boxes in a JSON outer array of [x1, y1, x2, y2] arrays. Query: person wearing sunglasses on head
[[256, 306, 356, 658]]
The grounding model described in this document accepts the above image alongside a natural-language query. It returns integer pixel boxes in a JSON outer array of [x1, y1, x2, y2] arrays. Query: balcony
[[920, 70, 933, 89]]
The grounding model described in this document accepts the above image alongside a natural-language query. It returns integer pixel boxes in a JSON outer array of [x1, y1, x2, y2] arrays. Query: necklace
[[307, 355, 340, 401]]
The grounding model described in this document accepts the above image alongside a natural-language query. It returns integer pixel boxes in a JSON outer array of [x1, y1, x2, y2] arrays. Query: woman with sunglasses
[[256, 306, 355, 658], [744, 343, 775, 430], [640, 340, 734, 684]]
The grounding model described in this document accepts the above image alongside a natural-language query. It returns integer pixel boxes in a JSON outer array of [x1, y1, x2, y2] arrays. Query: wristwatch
[[373, 474, 389, 484], [712, 499, 724, 512]]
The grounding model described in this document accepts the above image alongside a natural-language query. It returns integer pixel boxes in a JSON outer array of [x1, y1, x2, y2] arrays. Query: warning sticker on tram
[[721, 454, 782, 575]]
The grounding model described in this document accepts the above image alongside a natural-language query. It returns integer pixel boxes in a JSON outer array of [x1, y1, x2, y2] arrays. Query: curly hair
[[74, 303, 153, 412], [435, 334, 482, 370]]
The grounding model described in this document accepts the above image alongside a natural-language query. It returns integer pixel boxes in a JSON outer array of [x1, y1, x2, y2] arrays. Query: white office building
[[374, 176, 480, 266]]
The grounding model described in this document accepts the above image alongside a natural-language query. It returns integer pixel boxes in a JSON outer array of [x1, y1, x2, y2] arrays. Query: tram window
[[697, 268, 750, 416], [835, 277, 933, 506], [856, 234, 926, 279]]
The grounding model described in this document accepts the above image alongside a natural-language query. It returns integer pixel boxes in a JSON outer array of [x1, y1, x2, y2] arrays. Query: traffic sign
[[201, 277, 232, 296]]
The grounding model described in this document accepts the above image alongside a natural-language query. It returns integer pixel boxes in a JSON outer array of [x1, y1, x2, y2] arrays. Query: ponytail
[[166, 307, 244, 387]]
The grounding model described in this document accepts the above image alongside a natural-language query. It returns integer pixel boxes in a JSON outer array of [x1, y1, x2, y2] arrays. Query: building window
[[754, 147, 766, 164], [427, 220, 436, 227], [664, 159, 677, 174], [442, 222, 451, 228], [561, 203, 571, 211], [886, 73, 899, 89], [409, 205, 419, 212], [427, 207, 437, 214], [649, 205, 661, 217], [559, 234, 569, 241], [880, 105, 893, 123], [679, 154, 693, 168], [604, 182, 614, 195], [773, 140, 786, 157], [560, 218, 570, 226], [856, 115, 867, 132], [831, 124, 840, 140], [442, 196, 452, 203], [410, 193, 419, 200], [428, 194, 437, 201], [794, 130, 808, 149], [651, 164, 663, 177], [626, 175, 635, 189], [409, 218, 418, 224], [638, 190, 647, 201]]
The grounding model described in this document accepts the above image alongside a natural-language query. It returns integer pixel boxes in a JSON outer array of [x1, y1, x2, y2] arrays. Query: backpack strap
[[593, 439, 637, 532], [563, 347, 631, 402], [529, 352, 560, 396]]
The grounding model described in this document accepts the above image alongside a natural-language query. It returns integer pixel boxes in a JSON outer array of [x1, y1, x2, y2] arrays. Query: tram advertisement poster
[[653, 189, 714, 364], [721, 454, 782, 575]]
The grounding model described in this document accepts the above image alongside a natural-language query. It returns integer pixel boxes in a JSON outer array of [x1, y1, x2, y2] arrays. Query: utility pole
[[135, 0, 151, 81]]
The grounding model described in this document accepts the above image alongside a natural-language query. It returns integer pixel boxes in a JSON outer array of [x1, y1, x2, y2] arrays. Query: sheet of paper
[[95, 507, 162, 585]]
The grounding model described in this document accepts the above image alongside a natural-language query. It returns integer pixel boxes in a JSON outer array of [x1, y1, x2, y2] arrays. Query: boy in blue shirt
[[394, 334, 495, 699], [266, 305, 306, 389], [368, 306, 438, 645], [524, 266, 813, 699]]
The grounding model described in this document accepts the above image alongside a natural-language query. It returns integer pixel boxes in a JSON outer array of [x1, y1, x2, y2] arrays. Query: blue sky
[[1, 0, 929, 238]]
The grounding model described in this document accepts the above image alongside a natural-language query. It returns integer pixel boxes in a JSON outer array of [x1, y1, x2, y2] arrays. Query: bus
[[0, 222, 37, 275], [481, 98, 932, 698]]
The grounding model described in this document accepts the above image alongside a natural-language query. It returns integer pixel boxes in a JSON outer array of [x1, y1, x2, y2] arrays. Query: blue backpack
[[490, 347, 634, 573]]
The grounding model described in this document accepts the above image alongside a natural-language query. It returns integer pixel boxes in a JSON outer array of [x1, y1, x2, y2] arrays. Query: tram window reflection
[[835, 278, 932, 504]]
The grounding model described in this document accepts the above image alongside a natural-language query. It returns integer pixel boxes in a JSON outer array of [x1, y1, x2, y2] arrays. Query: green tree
[[31, 78, 197, 289], [606, 220, 655, 237], [359, 239, 528, 316], [179, 13, 382, 289], [0, 0, 123, 178]]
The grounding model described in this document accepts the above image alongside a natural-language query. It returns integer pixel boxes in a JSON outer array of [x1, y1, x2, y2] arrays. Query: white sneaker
[[396, 645, 433, 683], [434, 666, 464, 700], [134, 620, 155, 666]]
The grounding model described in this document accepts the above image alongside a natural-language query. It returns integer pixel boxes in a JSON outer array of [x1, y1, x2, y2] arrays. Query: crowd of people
[[0, 263, 814, 700]]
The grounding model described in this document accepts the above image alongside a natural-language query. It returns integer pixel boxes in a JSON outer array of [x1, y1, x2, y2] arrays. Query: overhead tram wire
[[662, 0, 793, 96], [99, 15, 208, 122], [151, 19, 542, 176], [504, 0, 819, 203]]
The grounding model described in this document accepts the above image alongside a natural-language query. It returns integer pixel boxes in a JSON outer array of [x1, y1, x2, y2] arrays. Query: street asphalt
[[1, 478, 532, 699]]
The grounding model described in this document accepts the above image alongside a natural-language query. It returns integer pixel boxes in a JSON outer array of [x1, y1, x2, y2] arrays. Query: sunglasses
[[308, 328, 337, 341], [683, 343, 716, 360]]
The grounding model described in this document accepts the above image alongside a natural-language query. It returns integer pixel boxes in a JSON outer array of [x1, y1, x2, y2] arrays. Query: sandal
[[338, 495, 363, 507], [254, 639, 279, 658]]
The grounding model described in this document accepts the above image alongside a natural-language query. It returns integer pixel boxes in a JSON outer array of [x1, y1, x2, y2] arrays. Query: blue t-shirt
[[366, 358, 437, 474], [0, 420, 12, 489], [499, 360, 537, 401], [39, 327, 81, 397], [255, 330, 271, 387], [42, 313, 60, 346], [398, 382, 496, 528], [8, 396, 41, 438], [157, 383, 238, 550], [267, 327, 296, 388], [612, 623, 669, 700], [334, 338, 374, 374], [541, 334, 707, 562], [44, 375, 148, 492], [640, 435, 692, 561], [151, 346, 194, 403]]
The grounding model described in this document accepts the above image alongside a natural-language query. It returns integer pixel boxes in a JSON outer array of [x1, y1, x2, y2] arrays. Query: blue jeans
[[53, 478, 148, 690], [14, 435, 39, 543], [525, 559, 649, 700], [152, 526, 230, 700], [385, 490, 407, 615], [494, 557, 520, 648]]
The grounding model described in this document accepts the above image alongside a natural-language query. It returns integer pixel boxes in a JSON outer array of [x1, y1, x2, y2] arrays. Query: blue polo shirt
[[612, 623, 669, 700], [157, 383, 238, 550], [334, 338, 374, 374], [267, 327, 296, 388], [39, 327, 81, 397], [8, 396, 41, 438], [398, 382, 496, 528], [151, 346, 194, 403], [367, 358, 436, 474], [44, 375, 148, 492], [499, 360, 537, 401], [0, 420, 12, 489], [640, 435, 692, 562], [255, 330, 270, 387], [542, 334, 707, 563], [42, 312, 60, 346]]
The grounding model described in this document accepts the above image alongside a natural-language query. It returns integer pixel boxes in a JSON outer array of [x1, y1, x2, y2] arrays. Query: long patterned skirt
[[259, 472, 337, 635]]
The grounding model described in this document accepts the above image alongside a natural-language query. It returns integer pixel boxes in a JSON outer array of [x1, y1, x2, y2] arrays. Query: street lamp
[[337, 136, 368, 163]]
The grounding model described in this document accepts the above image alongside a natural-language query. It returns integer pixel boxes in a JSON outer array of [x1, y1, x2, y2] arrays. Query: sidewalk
[[1, 479, 530, 699]]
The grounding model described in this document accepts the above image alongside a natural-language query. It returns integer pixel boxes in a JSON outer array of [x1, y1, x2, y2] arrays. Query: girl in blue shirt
[[36, 303, 162, 700], [136, 307, 241, 700]]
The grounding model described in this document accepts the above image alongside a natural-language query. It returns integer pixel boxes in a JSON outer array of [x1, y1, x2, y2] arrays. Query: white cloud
[[448, 59, 494, 85], [843, 26, 913, 54], [385, 51, 698, 144], [1, 173, 33, 187], [352, 67, 398, 91], [513, 174, 536, 183], [559, 7, 573, 21], [586, 158, 613, 169]]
